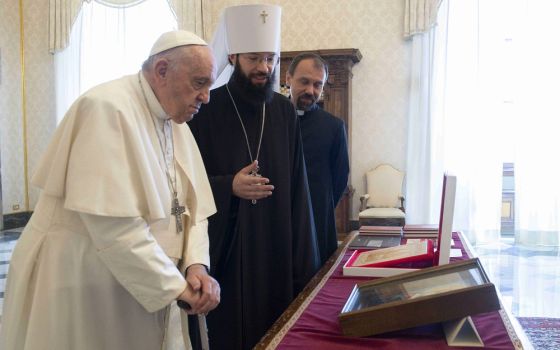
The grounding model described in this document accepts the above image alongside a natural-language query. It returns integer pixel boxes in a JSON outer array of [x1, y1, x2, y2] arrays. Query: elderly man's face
[[162, 46, 216, 123], [286, 58, 326, 111]]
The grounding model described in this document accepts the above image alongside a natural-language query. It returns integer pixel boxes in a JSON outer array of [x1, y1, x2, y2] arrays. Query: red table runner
[[258, 233, 526, 350]]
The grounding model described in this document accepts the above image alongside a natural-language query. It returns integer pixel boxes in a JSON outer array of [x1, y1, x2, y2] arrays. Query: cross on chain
[[250, 165, 262, 205], [260, 10, 268, 24], [171, 194, 186, 233]]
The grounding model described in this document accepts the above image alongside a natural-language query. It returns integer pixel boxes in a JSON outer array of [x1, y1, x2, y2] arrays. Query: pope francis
[[0, 30, 220, 350]]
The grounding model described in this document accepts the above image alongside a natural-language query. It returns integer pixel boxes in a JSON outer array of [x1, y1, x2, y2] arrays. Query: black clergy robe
[[298, 104, 350, 264], [187, 82, 320, 350]]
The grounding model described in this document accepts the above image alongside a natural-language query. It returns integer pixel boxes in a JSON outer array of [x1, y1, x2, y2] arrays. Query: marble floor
[[0, 227, 23, 319], [0, 228, 559, 321], [474, 237, 560, 318]]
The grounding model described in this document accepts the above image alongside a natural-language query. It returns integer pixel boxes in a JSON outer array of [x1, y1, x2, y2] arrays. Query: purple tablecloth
[[264, 233, 522, 350]]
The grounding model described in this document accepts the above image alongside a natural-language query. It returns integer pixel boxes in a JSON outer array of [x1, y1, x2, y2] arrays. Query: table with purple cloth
[[256, 232, 532, 350]]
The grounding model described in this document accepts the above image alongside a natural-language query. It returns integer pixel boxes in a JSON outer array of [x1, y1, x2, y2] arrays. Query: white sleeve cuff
[[184, 219, 210, 269]]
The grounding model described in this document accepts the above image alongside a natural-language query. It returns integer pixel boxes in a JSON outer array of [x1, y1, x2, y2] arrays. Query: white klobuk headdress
[[211, 4, 282, 89]]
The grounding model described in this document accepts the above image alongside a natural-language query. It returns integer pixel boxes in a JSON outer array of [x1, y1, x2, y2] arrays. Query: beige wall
[[0, 0, 55, 216], [0, 0, 25, 215], [0, 0, 411, 221]]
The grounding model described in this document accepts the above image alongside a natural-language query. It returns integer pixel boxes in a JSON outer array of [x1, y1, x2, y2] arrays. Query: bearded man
[[187, 4, 320, 350]]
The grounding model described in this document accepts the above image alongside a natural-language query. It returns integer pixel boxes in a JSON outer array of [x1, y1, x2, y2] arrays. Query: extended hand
[[232, 161, 274, 200]]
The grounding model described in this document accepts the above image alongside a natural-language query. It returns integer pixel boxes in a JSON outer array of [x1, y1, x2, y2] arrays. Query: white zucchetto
[[149, 30, 207, 57]]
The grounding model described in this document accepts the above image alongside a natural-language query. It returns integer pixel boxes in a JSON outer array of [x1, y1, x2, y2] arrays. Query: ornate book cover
[[347, 240, 434, 268]]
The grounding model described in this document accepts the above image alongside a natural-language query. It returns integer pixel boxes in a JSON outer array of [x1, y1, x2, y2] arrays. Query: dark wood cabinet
[[279, 49, 362, 234]]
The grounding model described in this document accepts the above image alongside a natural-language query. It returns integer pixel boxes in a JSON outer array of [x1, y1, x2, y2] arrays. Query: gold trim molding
[[19, 0, 29, 211]]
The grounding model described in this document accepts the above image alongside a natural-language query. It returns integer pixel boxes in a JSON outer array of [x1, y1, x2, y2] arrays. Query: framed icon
[[339, 258, 500, 337]]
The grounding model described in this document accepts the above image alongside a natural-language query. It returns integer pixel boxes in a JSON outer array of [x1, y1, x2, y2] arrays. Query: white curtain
[[404, 0, 442, 37], [49, 0, 147, 54], [168, 0, 211, 40], [404, 0, 443, 224], [404, 29, 437, 224], [54, 7, 83, 122], [426, 0, 560, 246], [54, 0, 177, 122], [437, 0, 503, 245], [407, 0, 504, 245], [514, 0, 560, 247], [50, 0, 208, 54], [49, 0, 90, 54]]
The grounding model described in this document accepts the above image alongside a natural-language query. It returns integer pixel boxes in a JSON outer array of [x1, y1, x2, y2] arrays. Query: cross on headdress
[[260, 10, 268, 23]]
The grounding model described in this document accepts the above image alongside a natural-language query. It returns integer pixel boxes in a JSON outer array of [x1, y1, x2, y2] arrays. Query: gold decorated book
[[346, 240, 434, 268]]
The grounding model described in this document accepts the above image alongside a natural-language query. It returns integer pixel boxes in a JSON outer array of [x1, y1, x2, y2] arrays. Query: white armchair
[[358, 164, 405, 226]]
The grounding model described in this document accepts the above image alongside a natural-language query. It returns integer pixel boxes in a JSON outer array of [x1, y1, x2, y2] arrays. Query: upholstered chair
[[358, 164, 405, 226]]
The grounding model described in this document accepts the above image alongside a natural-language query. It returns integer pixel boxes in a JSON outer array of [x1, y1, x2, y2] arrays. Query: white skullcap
[[211, 4, 282, 89], [149, 30, 207, 57]]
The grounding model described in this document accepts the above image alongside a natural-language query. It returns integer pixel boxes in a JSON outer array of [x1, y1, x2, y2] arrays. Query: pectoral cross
[[250, 165, 262, 205], [260, 10, 268, 24], [171, 193, 185, 233]]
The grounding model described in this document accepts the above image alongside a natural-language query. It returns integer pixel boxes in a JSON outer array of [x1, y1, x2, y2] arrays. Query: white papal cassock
[[0, 72, 215, 350]]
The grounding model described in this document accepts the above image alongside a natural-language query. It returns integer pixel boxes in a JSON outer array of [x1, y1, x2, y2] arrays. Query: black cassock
[[187, 82, 320, 350], [299, 104, 349, 264]]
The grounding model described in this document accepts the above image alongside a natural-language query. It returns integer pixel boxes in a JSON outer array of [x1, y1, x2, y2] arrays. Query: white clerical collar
[[138, 71, 169, 121], [296, 109, 305, 116]]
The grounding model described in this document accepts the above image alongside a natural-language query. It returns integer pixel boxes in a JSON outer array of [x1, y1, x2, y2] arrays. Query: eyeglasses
[[240, 54, 278, 67]]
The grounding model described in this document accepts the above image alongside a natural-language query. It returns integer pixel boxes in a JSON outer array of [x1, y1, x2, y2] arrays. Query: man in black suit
[[287, 53, 350, 264]]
